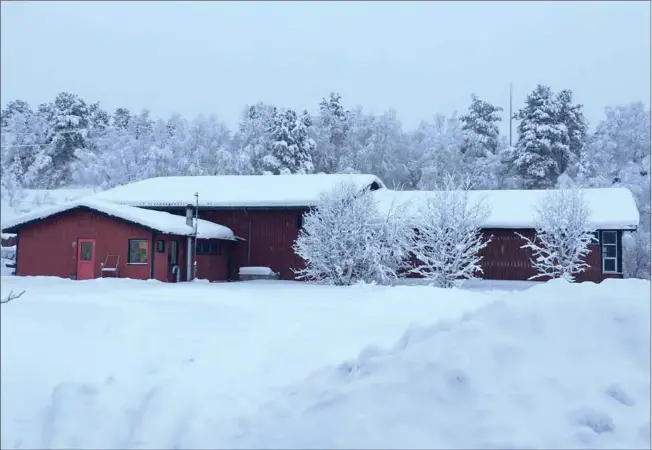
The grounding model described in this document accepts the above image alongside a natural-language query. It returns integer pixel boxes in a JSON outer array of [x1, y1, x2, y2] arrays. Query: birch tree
[[410, 175, 491, 287], [518, 187, 596, 282]]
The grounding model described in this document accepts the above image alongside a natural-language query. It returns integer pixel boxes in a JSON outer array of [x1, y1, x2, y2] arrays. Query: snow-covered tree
[[312, 92, 350, 173], [511, 85, 569, 189], [263, 108, 315, 175], [293, 182, 411, 285], [555, 89, 587, 176], [410, 175, 491, 288], [576, 102, 650, 279], [0, 104, 51, 197], [234, 102, 276, 174], [517, 188, 596, 282], [416, 114, 468, 189], [460, 94, 503, 155], [38, 92, 90, 187]]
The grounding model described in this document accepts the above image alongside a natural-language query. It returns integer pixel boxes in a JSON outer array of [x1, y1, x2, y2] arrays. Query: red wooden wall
[[479, 228, 619, 282], [16, 209, 152, 280], [200, 209, 306, 280]]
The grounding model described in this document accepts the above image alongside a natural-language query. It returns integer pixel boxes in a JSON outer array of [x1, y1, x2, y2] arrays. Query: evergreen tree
[[313, 92, 350, 173], [263, 108, 315, 175], [460, 94, 503, 156], [512, 84, 568, 189], [234, 102, 277, 174], [39, 92, 90, 187], [555, 89, 587, 175], [112, 108, 131, 130]]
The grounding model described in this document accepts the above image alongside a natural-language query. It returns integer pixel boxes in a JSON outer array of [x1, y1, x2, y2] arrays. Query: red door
[[77, 239, 96, 280]]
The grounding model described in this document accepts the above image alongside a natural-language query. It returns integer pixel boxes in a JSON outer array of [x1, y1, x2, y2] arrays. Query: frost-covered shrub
[[410, 175, 491, 288], [293, 182, 411, 285], [518, 188, 595, 282], [623, 231, 651, 280]]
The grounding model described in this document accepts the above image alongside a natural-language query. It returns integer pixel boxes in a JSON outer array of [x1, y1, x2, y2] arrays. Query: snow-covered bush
[[623, 230, 651, 280], [409, 175, 491, 288], [518, 188, 596, 282], [293, 182, 411, 286]]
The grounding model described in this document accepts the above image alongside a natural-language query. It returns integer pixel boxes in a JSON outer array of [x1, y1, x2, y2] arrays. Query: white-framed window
[[601, 231, 618, 273]]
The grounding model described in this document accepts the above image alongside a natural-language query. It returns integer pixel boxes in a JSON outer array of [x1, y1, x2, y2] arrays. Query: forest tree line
[[1, 86, 650, 278]]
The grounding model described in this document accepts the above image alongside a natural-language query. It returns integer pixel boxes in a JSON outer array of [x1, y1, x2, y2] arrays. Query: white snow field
[[0, 277, 650, 449]]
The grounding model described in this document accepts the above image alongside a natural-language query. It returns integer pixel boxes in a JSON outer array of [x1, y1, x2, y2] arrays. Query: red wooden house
[[1, 174, 640, 283], [373, 188, 640, 283], [2, 174, 383, 282]]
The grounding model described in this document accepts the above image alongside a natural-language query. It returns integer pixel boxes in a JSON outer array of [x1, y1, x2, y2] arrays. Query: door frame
[[76, 239, 96, 280]]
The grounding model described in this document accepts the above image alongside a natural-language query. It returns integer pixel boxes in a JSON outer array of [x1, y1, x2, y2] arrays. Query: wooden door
[[77, 239, 96, 280]]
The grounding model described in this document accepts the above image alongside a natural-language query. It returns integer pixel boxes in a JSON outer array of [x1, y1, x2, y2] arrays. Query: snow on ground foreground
[[1, 277, 650, 449], [233, 279, 651, 450]]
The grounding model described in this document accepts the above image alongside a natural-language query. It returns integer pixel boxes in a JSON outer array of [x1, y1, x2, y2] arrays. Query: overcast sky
[[1, 1, 650, 133]]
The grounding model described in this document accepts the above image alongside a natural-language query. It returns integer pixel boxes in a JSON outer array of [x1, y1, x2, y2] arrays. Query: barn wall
[[195, 239, 230, 282], [152, 236, 191, 282], [199, 209, 306, 280], [480, 228, 615, 282], [16, 209, 152, 280]]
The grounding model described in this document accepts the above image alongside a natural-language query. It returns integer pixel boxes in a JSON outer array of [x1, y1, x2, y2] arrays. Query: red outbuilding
[[1, 174, 640, 283]]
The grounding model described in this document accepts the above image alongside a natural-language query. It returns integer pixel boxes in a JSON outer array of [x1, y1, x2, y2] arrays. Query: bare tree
[[1, 290, 25, 304], [518, 187, 596, 282], [410, 175, 491, 288]]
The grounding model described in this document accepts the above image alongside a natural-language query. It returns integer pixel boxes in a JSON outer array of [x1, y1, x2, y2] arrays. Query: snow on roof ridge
[[373, 186, 640, 230], [90, 173, 385, 207], [1, 197, 235, 240]]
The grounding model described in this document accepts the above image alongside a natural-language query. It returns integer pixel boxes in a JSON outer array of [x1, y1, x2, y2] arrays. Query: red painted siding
[[479, 228, 617, 283], [195, 239, 229, 282], [200, 209, 305, 280], [16, 209, 152, 280]]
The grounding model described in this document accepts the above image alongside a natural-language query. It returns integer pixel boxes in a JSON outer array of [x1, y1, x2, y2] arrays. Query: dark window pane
[[169, 241, 178, 265], [604, 258, 616, 273], [128, 240, 148, 263], [602, 231, 617, 245], [156, 240, 165, 253], [603, 244, 617, 258], [80, 242, 93, 261]]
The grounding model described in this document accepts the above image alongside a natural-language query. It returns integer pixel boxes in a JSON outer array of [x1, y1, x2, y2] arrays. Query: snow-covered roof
[[90, 174, 385, 208], [373, 187, 640, 230], [1, 198, 236, 240]]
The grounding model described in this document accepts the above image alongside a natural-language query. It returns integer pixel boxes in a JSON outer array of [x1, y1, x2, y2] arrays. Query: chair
[[101, 254, 120, 278]]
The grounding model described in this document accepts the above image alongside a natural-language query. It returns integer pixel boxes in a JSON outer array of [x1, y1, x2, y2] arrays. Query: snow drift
[[232, 279, 651, 450]]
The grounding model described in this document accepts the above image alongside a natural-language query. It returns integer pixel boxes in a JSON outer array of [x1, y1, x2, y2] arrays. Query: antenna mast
[[193, 192, 199, 279], [509, 82, 513, 148]]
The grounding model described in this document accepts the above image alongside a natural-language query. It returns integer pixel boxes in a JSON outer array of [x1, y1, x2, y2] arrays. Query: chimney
[[186, 204, 194, 227]]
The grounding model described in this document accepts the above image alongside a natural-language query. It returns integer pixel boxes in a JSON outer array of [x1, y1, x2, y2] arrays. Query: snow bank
[[1, 277, 648, 449], [90, 173, 384, 207], [1, 198, 235, 240], [374, 187, 640, 230], [234, 279, 651, 449]]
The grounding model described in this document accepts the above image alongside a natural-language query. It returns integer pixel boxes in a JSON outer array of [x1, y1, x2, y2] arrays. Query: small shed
[[1, 198, 237, 282]]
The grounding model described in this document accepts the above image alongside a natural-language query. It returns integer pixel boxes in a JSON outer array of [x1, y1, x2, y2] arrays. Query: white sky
[[1, 1, 650, 133]]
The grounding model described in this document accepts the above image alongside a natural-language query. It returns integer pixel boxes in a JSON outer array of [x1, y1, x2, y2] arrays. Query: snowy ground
[[1, 276, 650, 449]]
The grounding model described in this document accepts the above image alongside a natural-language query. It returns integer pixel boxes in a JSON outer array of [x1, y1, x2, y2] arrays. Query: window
[[156, 240, 165, 253], [168, 241, 179, 265], [128, 239, 149, 264], [196, 241, 220, 256], [80, 242, 93, 261], [601, 231, 618, 273]]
